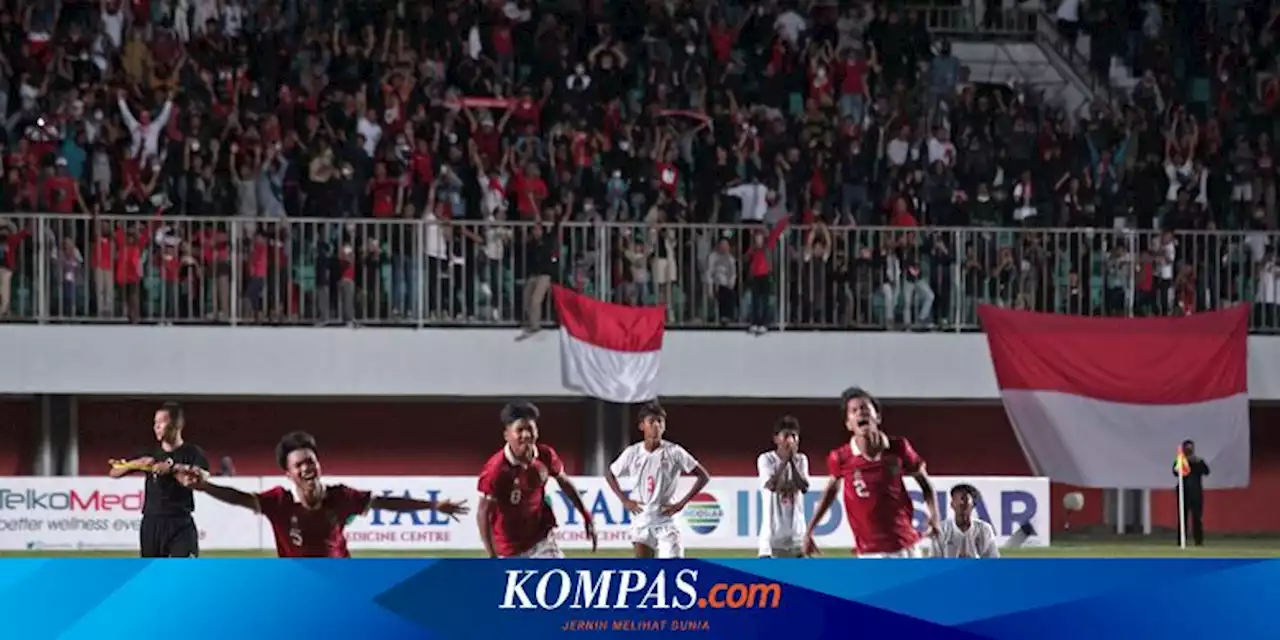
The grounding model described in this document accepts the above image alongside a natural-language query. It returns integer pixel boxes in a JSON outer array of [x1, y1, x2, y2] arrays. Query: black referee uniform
[[140, 443, 209, 558]]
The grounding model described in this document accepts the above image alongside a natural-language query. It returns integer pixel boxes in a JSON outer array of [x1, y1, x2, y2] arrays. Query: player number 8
[[509, 489, 522, 505]]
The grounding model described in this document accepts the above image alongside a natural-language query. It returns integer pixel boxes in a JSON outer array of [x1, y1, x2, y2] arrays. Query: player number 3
[[645, 475, 656, 496]]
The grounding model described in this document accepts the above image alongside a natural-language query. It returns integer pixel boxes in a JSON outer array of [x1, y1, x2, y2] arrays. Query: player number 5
[[509, 489, 522, 505]]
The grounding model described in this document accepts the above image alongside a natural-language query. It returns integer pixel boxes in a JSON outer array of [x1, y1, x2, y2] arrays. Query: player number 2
[[509, 489, 522, 505], [853, 477, 870, 499], [645, 475, 656, 496]]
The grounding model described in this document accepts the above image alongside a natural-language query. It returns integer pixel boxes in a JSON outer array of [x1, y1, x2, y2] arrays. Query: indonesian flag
[[979, 304, 1250, 489], [553, 286, 665, 403]]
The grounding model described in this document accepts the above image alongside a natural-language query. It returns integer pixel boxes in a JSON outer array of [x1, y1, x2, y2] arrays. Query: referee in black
[[1173, 438, 1211, 547], [109, 402, 209, 557]]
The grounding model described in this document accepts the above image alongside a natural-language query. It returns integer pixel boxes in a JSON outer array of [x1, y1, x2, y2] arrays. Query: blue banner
[[0, 559, 1265, 639]]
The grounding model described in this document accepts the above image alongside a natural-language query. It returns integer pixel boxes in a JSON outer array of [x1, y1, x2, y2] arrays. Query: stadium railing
[[911, 3, 1038, 38], [2, 213, 1277, 332]]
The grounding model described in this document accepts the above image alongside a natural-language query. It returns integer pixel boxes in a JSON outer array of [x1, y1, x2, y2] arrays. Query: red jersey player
[[804, 387, 940, 558], [477, 401, 597, 558], [175, 431, 469, 557]]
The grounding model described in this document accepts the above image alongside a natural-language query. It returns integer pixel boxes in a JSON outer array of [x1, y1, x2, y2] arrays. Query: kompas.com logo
[[499, 569, 782, 610]]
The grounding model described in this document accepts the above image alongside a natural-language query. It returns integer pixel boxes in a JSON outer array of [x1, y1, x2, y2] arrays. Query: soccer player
[[604, 400, 711, 559], [803, 387, 940, 558], [934, 484, 999, 558], [109, 402, 209, 558], [477, 401, 598, 558], [174, 431, 469, 557], [757, 416, 809, 558]]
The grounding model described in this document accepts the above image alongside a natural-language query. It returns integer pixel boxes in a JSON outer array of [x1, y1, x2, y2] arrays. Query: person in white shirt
[[757, 416, 809, 558], [934, 484, 999, 558], [605, 401, 711, 559]]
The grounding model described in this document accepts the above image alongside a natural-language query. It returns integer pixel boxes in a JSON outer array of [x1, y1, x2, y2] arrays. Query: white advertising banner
[[0, 477, 263, 551], [0, 476, 1049, 552]]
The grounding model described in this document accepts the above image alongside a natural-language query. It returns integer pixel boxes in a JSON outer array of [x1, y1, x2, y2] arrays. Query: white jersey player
[[757, 416, 810, 557], [604, 400, 711, 558], [933, 484, 999, 558]]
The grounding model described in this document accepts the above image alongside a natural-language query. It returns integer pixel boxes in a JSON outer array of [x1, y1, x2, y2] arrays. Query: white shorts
[[858, 541, 929, 559], [630, 523, 683, 558], [509, 532, 564, 559], [758, 545, 803, 558]]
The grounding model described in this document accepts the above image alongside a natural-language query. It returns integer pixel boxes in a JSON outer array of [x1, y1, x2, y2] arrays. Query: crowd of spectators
[[0, 0, 1276, 331]]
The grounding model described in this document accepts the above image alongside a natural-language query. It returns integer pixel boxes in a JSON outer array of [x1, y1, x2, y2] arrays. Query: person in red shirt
[[511, 164, 548, 219], [368, 161, 402, 218], [245, 231, 270, 321], [177, 431, 469, 558], [804, 387, 941, 558], [42, 159, 89, 213], [477, 401, 597, 558], [114, 223, 147, 323], [838, 48, 874, 122], [742, 217, 789, 334]]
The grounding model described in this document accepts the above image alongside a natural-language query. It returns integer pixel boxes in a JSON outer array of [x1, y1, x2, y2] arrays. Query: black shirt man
[[1173, 439, 1210, 546], [110, 402, 210, 557]]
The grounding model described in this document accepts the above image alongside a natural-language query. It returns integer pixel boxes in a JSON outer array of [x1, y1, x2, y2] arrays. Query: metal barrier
[[912, 4, 1038, 36], [2, 214, 1277, 333]]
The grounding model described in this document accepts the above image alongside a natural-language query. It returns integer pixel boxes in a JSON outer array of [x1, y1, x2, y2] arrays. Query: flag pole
[[1177, 470, 1187, 550]]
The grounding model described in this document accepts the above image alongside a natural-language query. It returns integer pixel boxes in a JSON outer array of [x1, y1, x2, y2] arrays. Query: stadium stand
[[0, 0, 1276, 331]]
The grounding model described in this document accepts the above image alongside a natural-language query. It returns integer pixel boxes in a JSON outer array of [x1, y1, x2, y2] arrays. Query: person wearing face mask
[[565, 63, 592, 111]]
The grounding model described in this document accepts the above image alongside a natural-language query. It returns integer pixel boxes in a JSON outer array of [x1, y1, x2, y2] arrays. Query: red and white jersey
[[256, 484, 371, 558], [827, 435, 924, 555], [477, 444, 563, 557]]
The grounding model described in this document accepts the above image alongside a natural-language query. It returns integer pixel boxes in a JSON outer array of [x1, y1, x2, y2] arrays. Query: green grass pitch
[[2, 537, 1278, 558]]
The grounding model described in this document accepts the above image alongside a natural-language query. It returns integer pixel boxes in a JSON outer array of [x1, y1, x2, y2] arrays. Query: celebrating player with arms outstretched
[[175, 431, 469, 557], [804, 387, 940, 558], [477, 401, 597, 558], [604, 400, 711, 559]]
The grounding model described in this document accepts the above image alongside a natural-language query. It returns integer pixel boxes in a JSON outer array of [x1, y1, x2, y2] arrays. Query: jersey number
[[853, 471, 870, 498], [509, 489, 522, 505], [645, 475, 656, 496], [289, 517, 303, 547]]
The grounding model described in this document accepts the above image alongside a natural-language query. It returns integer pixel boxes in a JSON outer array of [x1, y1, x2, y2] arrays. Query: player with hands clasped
[[174, 431, 469, 557], [757, 416, 810, 558], [804, 387, 940, 558], [605, 400, 712, 558]]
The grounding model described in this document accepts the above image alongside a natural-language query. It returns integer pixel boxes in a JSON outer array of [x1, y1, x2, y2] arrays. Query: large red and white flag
[[979, 305, 1250, 489], [553, 286, 665, 403]]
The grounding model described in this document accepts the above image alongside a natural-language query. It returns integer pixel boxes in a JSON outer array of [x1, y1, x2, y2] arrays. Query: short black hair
[[950, 483, 980, 501], [839, 386, 881, 416], [501, 401, 540, 427], [159, 401, 185, 428], [637, 400, 666, 422], [1182, 439, 1195, 448], [275, 431, 318, 470], [774, 415, 801, 435]]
